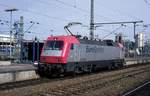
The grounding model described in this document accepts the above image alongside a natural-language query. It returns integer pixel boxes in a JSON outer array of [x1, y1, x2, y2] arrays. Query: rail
[[122, 81, 150, 96]]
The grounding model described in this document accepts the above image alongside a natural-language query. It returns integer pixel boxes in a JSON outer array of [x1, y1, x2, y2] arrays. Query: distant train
[[38, 35, 125, 75]]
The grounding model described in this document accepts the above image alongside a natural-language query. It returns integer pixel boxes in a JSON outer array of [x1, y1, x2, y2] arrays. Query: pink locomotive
[[39, 35, 124, 75]]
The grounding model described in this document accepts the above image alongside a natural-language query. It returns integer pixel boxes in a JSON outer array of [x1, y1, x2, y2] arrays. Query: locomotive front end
[[39, 35, 79, 75], [40, 40, 65, 64]]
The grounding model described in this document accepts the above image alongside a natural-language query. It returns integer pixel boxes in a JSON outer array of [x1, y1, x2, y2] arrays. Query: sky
[[0, 0, 150, 41]]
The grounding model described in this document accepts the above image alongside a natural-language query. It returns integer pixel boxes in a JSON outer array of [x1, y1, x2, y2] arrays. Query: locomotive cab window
[[44, 40, 64, 50]]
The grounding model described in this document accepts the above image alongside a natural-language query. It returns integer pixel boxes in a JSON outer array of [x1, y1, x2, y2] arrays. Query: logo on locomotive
[[86, 46, 104, 53]]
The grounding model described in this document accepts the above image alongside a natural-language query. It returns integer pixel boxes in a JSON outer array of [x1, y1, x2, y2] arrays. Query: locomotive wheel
[[92, 65, 97, 71], [118, 62, 124, 68], [71, 65, 80, 76], [108, 63, 115, 70], [87, 64, 92, 73], [38, 64, 52, 77], [108, 65, 112, 70], [114, 63, 119, 69], [38, 66, 45, 77]]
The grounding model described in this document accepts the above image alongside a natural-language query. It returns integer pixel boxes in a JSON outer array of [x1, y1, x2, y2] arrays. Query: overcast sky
[[0, 0, 150, 40]]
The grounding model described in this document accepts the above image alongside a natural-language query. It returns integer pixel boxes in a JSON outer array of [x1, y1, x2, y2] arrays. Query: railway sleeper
[[61, 68, 150, 95]]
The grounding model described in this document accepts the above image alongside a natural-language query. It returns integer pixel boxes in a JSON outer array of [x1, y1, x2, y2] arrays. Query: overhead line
[[0, 1, 113, 22], [95, 0, 142, 21], [144, 0, 150, 6], [0, 3, 69, 22], [0, 3, 67, 36], [21, 9, 69, 22], [98, 28, 114, 33], [35, 0, 90, 21], [102, 25, 124, 39], [37, 0, 65, 9], [54, 0, 76, 8], [53, 0, 114, 21]]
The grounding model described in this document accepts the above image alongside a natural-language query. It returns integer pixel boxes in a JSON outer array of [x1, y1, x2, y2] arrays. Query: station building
[[0, 34, 15, 59], [0, 34, 44, 63]]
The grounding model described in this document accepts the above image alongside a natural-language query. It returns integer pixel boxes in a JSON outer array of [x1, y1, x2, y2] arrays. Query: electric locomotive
[[39, 35, 125, 75]]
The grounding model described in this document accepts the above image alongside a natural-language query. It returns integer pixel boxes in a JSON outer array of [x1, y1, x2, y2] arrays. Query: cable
[[21, 9, 69, 22], [54, 0, 77, 8], [0, 3, 69, 22], [144, 0, 150, 6], [98, 28, 113, 33], [53, 0, 114, 21], [36, 0, 68, 9], [37, 0, 88, 15], [102, 25, 125, 39], [35, 0, 90, 21], [0, 1, 113, 22], [95, 0, 141, 21]]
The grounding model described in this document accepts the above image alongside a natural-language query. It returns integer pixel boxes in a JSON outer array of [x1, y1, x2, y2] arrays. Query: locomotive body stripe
[[41, 50, 62, 56]]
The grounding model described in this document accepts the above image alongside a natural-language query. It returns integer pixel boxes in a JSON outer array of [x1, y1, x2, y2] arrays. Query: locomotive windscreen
[[44, 40, 64, 50]]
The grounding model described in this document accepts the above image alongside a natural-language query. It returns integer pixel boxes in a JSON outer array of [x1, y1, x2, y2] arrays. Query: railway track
[[0, 78, 49, 90], [37, 65, 150, 96], [0, 63, 150, 96], [122, 80, 150, 96], [0, 63, 146, 90]]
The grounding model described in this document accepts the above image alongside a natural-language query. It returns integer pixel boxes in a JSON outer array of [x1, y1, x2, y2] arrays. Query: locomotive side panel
[[66, 42, 124, 72], [67, 43, 124, 62]]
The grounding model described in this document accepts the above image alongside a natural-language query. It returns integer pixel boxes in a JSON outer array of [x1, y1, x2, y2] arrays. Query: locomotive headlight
[[34, 61, 38, 65]]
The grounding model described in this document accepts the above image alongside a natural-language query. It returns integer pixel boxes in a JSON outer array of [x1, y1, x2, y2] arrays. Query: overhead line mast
[[90, 0, 94, 40]]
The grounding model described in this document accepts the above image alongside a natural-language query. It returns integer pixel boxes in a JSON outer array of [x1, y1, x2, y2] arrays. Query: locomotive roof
[[78, 39, 105, 45], [78, 38, 117, 47], [46, 35, 116, 46], [47, 35, 79, 44]]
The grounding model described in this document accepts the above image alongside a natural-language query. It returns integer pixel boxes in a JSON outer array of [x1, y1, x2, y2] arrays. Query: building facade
[[0, 34, 14, 59]]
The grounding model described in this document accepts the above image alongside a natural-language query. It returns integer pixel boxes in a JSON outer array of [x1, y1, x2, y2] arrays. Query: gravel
[[0, 64, 150, 96]]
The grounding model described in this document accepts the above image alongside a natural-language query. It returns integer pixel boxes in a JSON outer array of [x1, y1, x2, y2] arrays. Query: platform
[[125, 57, 150, 65], [0, 62, 39, 84], [0, 61, 11, 66]]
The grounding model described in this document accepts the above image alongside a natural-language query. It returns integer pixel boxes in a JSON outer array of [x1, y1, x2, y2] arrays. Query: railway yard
[[1, 0, 150, 96], [0, 62, 150, 96]]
